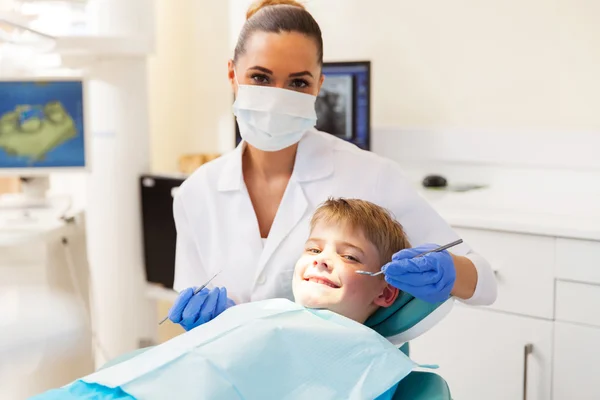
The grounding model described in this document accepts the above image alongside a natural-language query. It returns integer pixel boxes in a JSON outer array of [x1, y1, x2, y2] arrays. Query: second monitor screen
[[316, 62, 370, 150]]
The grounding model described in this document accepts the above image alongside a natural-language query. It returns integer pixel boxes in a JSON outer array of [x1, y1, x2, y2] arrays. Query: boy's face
[[292, 221, 399, 323]]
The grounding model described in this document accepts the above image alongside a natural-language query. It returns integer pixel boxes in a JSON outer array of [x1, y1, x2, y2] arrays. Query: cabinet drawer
[[453, 227, 554, 319], [556, 280, 600, 327], [556, 238, 600, 284]]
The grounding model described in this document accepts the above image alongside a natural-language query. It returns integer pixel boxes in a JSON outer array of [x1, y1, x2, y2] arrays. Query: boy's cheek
[[341, 273, 366, 290], [342, 281, 379, 302]]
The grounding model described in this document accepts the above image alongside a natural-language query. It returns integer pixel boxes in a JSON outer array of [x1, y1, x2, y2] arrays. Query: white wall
[[309, 0, 597, 131], [148, 0, 233, 173]]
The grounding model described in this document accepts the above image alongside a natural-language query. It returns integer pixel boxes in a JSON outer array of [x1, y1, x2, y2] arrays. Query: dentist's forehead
[[239, 31, 320, 72]]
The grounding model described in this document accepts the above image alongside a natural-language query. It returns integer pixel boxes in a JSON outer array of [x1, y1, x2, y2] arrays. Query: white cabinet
[[432, 225, 600, 400], [410, 305, 553, 400], [553, 322, 600, 400], [421, 190, 600, 399], [453, 227, 555, 319]]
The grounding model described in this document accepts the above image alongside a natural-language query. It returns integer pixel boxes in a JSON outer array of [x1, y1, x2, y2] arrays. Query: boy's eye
[[251, 73, 270, 85], [343, 255, 360, 263], [306, 248, 321, 254], [290, 78, 309, 89]]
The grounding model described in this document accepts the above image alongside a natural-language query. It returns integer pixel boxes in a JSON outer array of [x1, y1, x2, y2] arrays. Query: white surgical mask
[[232, 70, 318, 152]]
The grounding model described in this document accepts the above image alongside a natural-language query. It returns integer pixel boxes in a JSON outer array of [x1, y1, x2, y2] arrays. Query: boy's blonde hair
[[310, 198, 411, 264]]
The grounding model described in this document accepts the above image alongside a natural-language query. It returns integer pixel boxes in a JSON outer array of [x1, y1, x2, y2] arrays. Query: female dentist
[[168, 0, 497, 331]]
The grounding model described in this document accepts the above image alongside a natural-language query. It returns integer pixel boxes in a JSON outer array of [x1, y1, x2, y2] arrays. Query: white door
[[553, 322, 600, 400], [409, 305, 553, 400]]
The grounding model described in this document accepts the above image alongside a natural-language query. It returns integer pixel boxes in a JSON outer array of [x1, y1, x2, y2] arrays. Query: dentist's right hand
[[168, 286, 236, 331]]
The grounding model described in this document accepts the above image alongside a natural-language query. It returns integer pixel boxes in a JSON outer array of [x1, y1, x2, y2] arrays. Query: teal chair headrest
[[365, 292, 453, 345]]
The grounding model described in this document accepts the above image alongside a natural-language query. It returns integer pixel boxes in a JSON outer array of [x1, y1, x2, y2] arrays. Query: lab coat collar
[[217, 142, 245, 192], [217, 129, 334, 192]]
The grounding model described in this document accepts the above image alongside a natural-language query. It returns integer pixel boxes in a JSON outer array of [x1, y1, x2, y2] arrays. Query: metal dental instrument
[[158, 270, 222, 325], [355, 239, 464, 277]]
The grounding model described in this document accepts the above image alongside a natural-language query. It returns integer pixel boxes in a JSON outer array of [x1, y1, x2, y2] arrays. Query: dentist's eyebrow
[[248, 66, 273, 74], [289, 70, 313, 78], [247, 67, 313, 79]]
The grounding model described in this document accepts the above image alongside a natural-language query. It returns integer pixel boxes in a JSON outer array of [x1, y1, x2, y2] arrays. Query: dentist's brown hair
[[233, 0, 323, 66]]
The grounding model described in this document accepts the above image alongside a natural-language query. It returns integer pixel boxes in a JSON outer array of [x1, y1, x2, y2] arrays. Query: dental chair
[[100, 293, 453, 400], [366, 292, 454, 400]]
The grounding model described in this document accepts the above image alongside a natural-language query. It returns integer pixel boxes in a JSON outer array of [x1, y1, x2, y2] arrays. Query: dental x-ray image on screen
[[315, 75, 354, 140]]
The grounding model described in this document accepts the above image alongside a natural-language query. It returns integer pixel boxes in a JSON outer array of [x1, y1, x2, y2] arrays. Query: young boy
[[33, 198, 420, 400]]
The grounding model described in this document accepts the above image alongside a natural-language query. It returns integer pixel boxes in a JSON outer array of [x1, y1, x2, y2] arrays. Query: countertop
[[419, 186, 600, 241]]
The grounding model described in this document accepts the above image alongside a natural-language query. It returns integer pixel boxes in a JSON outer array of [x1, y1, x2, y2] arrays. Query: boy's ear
[[374, 283, 399, 308]]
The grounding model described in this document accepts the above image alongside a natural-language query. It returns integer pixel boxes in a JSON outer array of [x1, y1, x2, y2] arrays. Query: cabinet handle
[[523, 343, 534, 400]]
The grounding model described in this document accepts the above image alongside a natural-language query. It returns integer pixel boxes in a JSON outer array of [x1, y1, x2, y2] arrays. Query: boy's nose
[[313, 260, 329, 269]]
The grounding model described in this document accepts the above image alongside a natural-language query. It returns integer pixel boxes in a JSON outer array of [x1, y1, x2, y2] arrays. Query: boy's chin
[[294, 293, 336, 310]]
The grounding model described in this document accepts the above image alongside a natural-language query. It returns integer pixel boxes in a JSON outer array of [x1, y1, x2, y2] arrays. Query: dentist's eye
[[290, 78, 309, 89], [251, 74, 270, 85]]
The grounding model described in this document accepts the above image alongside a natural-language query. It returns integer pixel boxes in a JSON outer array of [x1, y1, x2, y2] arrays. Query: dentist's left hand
[[168, 286, 236, 331]]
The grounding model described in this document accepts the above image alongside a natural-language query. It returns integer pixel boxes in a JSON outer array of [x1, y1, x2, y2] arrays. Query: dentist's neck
[[243, 143, 298, 180]]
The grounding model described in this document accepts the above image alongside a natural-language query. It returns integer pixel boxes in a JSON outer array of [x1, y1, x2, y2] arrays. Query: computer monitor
[[234, 60, 371, 150], [0, 77, 88, 206]]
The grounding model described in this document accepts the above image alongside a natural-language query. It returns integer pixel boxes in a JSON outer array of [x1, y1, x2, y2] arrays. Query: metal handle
[[523, 343, 533, 400], [414, 239, 464, 257]]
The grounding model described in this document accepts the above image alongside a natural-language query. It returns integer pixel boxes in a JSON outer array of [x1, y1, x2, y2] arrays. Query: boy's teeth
[[308, 277, 337, 288]]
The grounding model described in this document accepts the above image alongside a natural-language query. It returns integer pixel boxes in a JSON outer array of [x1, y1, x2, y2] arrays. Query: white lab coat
[[173, 129, 497, 306]]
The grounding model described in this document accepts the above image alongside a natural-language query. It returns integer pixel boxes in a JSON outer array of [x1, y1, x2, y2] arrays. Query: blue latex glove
[[382, 244, 457, 303], [168, 286, 235, 331]]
